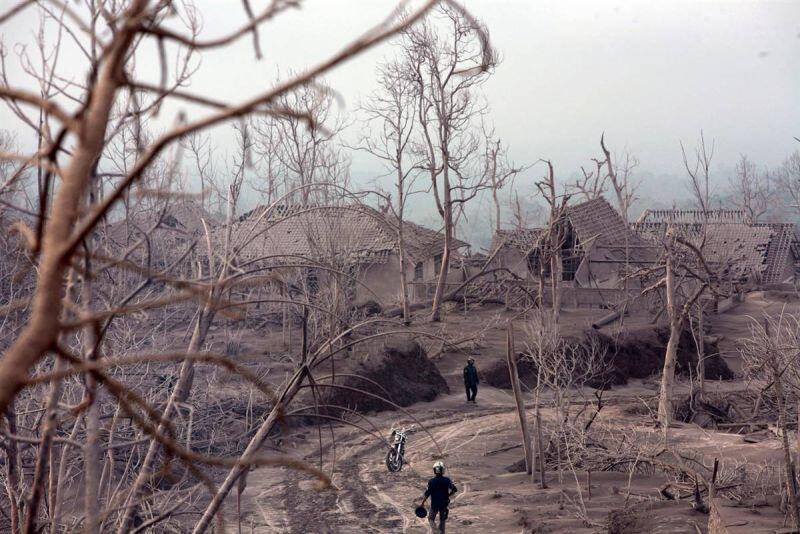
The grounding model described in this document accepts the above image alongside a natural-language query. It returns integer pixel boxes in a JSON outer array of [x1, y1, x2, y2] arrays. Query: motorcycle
[[385, 426, 414, 472]]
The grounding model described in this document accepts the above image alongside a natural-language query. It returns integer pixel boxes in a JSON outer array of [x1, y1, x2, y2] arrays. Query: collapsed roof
[[634, 211, 799, 284], [633, 221, 773, 280], [490, 198, 799, 286], [566, 197, 656, 264], [490, 228, 545, 254], [491, 198, 656, 263]]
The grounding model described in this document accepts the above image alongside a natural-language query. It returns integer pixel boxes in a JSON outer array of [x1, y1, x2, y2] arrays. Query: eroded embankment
[[482, 325, 733, 390], [299, 336, 449, 418]]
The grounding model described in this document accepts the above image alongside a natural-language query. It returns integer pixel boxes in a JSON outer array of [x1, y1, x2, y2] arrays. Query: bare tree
[[355, 58, 420, 324], [522, 309, 608, 488], [536, 160, 570, 321], [0, 2, 469, 532], [254, 78, 350, 205], [481, 124, 523, 235], [727, 154, 773, 223], [187, 133, 220, 213], [573, 155, 608, 203], [601, 134, 640, 222], [250, 117, 288, 207], [680, 131, 715, 211], [741, 313, 800, 529], [403, 4, 495, 321], [775, 151, 800, 215], [639, 227, 726, 442]]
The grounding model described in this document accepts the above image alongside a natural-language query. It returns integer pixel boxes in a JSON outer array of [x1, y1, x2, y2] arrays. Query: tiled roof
[[225, 204, 466, 265], [566, 197, 657, 264], [755, 223, 796, 284], [490, 228, 545, 253], [100, 201, 219, 247], [791, 228, 800, 260], [491, 198, 658, 265], [633, 221, 773, 279], [633, 212, 799, 284], [637, 209, 747, 224], [567, 197, 634, 247]]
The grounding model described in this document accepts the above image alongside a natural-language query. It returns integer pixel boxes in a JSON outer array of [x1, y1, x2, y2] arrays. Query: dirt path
[[224, 302, 794, 533], [236, 383, 734, 533]]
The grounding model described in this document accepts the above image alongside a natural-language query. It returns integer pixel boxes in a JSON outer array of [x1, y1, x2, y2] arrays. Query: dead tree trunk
[[0, 0, 149, 414], [430, 167, 453, 322], [506, 325, 533, 475], [696, 302, 706, 395], [550, 233, 562, 323], [658, 240, 680, 442], [397, 168, 411, 325], [4, 403, 22, 534], [535, 400, 547, 489]]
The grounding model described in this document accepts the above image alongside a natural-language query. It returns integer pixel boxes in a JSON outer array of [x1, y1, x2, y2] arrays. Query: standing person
[[463, 357, 479, 403], [418, 461, 457, 533]]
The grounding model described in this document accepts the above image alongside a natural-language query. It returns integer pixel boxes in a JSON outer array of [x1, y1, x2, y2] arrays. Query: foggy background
[[2, 0, 798, 248]]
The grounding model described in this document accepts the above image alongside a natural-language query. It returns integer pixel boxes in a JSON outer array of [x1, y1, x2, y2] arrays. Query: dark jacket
[[425, 474, 457, 509], [463, 363, 479, 386]]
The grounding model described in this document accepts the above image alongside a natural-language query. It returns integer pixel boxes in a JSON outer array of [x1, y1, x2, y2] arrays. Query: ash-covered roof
[[225, 204, 466, 265], [755, 223, 798, 284], [633, 209, 798, 284], [567, 197, 634, 247], [490, 197, 657, 265], [637, 209, 747, 225], [490, 228, 545, 253], [100, 201, 219, 247], [633, 221, 773, 280], [566, 197, 657, 265]]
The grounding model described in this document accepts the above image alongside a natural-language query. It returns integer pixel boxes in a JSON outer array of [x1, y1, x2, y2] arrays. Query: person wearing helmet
[[463, 357, 479, 403], [418, 461, 457, 533]]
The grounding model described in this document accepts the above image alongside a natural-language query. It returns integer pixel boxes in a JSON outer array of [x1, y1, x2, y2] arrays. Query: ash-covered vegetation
[[0, 1, 799, 533]]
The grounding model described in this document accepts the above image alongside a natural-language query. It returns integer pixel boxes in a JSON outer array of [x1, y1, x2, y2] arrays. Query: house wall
[[778, 252, 796, 284], [352, 251, 475, 308], [577, 264, 621, 289], [358, 256, 402, 306], [494, 247, 531, 279], [277, 252, 466, 310]]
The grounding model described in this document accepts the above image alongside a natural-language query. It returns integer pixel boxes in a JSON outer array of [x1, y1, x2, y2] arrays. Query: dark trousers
[[428, 506, 448, 533], [465, 384, 477, 401]]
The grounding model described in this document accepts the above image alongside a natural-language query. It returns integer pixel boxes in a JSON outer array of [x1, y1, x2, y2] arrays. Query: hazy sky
[[2, 0, 799, 239], [170, 0, 800, 176], [191, 1, 797, 175]]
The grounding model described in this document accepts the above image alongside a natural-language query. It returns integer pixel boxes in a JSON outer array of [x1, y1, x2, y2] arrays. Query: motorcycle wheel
[[385, 448, 403, 472]]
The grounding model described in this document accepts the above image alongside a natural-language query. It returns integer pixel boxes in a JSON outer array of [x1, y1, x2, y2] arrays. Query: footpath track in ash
[[247, 400, 514, 533], [243, 382, 734, 533]]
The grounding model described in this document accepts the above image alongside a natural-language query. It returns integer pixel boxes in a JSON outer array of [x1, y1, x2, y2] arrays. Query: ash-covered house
[[222, 204, 469, 307], [490, 197, 654, 289], [634, 209, 799, 286], [99, 200, 219, 276]]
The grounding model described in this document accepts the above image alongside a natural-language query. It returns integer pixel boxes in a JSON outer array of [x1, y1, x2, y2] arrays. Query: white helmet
[[433, 461, 445, 475]]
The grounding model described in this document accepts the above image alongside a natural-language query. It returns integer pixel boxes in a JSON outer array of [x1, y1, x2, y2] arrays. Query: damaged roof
[[637, 209, 747, 225], [101, 200, 219, 247], [566, 197, 657, 265], [490, 228, 545, 254], [633, 221, 774, 280], [491, 197, 657, 265], [567, 197, 634, 247], [755, 223, 798, 284], [634, 210, 798, 284]]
